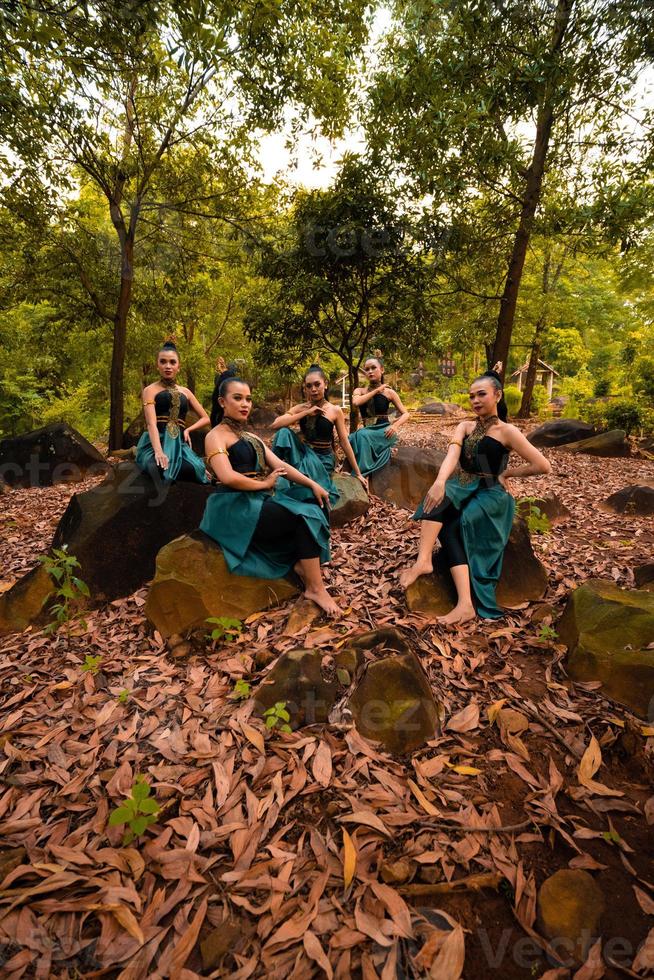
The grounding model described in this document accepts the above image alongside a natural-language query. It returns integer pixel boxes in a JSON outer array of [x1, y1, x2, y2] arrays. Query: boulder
[[348, 650, 440, 754], [0, 565, 54, 636], [51, 462, 214, 601], [253, 648, 339, 729], [122, 411, 207, 455], [330, 473, 370, 528], [558, 579, 654, 717], [145, 531, 298, 638], [634, 563, 654, 592], [537, 870, 604, 965], [417, 401, 451, 416], [406, 517, 548, 617], [0, 423, 109, 488], [527, 418, 595, 448], [562, 429, 630, 457], [516, 494, 570, 524], [369, 445, 447, 511], [248, 403, 282, 427], [600, 485, 654, 516]]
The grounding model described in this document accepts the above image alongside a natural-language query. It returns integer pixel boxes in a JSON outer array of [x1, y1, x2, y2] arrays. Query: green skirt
[[348, 422, 397, 477], [135, 429, 209, 483], [272, 428, 339, 507], [413, 476, 515, 619], [199, 485, 330, 579]]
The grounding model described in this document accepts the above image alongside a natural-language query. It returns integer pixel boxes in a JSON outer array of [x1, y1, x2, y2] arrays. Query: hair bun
[[217, 367, 238, 387], [160, 334, 178, 352], [307, 363, 322, 372]]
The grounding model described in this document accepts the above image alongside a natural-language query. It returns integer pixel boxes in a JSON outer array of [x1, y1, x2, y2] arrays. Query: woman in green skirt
[[136, 340, 209, 483], [399, 373, 551, 623], [271, 364, 368, 506], [200, 371, 340, 617], [349, 356, 409, 477]]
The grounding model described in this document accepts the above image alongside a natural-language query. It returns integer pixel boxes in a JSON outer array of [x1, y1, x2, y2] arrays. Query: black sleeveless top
[[460, 435, 509, 480], [360, 390, 391, 422], [300, 411, 335, 452], [227, 438, 257, 474], [154, 389, 189, 432]]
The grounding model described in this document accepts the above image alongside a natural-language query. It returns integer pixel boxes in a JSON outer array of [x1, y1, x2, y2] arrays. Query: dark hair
[[364, 356, 385, 383], [158, 340, 179, 358], [472, 371, 508, 422], [304, 363, 327, 384], [210, 367, 246, 426]]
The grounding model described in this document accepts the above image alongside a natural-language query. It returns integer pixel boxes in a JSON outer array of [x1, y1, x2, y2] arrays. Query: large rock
[[634, 563, 654, 592], [0, 423, 109, 488], [417, 401, 451, 415], [406, 517, 548, 616], [348, 650, 440, 754], [562, 429, 630, 457], [369, 445, 447, 511], [559, 579, 654, 717], [253, 648, 339, 729], [145, 532, 297, 638], [52, 462, 214, 601], [516, 494, 570, 524], [600, 485, 654, 516], [122, 411, 207, 455], [331, 473, 370, 528], [537, 870, 604, 964], [0, 565, 54, 636], [528, 419, 596, 448]]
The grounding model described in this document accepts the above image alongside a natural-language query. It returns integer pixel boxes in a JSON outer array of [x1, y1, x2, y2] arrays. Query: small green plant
[[81, 654, 102, 675], [108, 777, 160, 844], [117, 689, 130, 704], [230, 679, 252, 700], [206, 616, 243, 643], [263, 701, 292, 733], [38, 546, 90, 634], [605, 399, 642, 436], [537, 624, 558, 643], [518, 498, 551, 535]]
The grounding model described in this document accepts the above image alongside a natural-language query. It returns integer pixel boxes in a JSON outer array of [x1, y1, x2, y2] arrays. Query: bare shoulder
[[204, 426, 227, 451], [501, 422, 526, 443], [142, 382, 159, 397]]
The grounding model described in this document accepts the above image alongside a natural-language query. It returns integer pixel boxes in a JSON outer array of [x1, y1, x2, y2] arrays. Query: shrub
[[605, 400, 642, 436], [579, 401, 608, 431], [593, 378, 611, 397], [503, 385, 522, 416], [530, 385, 550, 416]]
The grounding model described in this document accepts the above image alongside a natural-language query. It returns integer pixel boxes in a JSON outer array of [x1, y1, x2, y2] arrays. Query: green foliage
[[81, 655, 102, 675], [543, 328, 589, 377], [537, 624, 559, 643], [530, 384, 550, 416], [518, 499, 551, 536], [38, 546, 90, 634], [230, 679, 252, 701], [605, 400, 642, 436], [593, 378, 611, 397], [263, 701, 292, 733], [117, 689, 130, 704], [206, 616, 243, 643], [503, 385, 522, 416], [633, 356, 654, 406], [108, 778, 160, 845]]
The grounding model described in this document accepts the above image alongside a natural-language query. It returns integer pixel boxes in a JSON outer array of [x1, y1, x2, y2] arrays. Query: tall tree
[[1, 0, 369, 448]]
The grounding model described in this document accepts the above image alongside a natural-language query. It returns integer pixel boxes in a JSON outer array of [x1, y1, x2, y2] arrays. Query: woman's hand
[[423, 479, 445, 513], [305, 404, 326, 417], [355, 473, 369, 491], [155, 450, 169, 470], [261, 467, 287, 490], [384, 424, 397, 440], [499, 473, 513, 495], [492, 361, 503, 374], [183, 428, 192, 445], [311, 482, 331, 510]]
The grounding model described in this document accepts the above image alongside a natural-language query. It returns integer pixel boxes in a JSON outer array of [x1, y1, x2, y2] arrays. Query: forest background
[[1, 0, 653, 450]]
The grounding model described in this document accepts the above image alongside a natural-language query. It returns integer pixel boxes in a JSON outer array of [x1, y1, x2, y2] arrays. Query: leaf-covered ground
[[1, 419, 653, 979]]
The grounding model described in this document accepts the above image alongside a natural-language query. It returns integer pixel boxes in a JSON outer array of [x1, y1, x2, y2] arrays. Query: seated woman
[[136, 340, 209, 483], [399, 372, 551, 624], [271, 364, 368, 504], [349, 356, 409, 477], [200, 371, 340, 617]]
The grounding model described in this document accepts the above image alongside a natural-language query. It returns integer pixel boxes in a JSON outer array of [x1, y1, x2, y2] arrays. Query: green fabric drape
[[135, 429, 208, 483], [272, 427, 339, 507], [348, 421, 397, 477]]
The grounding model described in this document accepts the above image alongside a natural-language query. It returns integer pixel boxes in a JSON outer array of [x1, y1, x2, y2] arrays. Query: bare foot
[[304, 587, 340, 618], [436, 603, 476, 626], [399, 560, 433, 589]]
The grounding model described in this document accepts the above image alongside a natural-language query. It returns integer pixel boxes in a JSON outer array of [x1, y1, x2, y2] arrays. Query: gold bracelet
[[206, 448, 228, 463], [448, 440, 462, 448], [143, 400, 155, 406]]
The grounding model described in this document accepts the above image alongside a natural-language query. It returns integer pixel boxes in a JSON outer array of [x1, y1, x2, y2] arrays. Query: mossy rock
[[599, 485, 654, 516], [528, 419, 595, 448], [145, 531, 298, 638], [634, 563, 654, 592], [330, 473, 370, 528], [0, 565, 54, 637], [252, 649, 339, 729], [369, 445, 447, 511], [562, 429, 630, 457], [558, 578, 654, 717]]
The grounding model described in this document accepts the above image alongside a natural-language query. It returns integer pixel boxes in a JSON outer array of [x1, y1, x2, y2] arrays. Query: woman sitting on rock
[[136, 340, 210, 483], [271, 364, 368, 504], [349, 356, 409, 477], [399, 372, 551, 624], [200, 371, 340, 617]]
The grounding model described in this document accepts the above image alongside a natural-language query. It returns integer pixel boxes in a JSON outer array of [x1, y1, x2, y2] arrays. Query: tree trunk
[[491, 0, 574, 375], [109, 237, 134, 451], [517, 318, 545, 418], [347, 360, 359, 431]]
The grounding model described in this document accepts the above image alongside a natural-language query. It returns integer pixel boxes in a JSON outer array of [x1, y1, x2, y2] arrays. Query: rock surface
[[527, 419, 596, 448], [52, 462, 214, 601], [516, 494, 570, 524], [348, 650, 440, 754], [537, 869, 604, 964], [330, 473, 370, 528], [253, 648, 338, 729], [562, 428, 630, 457], [0, 565, 54, 636], [417, 401, 451, 415], [369, 445, 446, 511], [559, 578, 654, 717], [600, 485, 654, 516], [0, 422, 109, 488], [406, 517, 548, 616], [634, 563, 654, 592], [145, 532, 298, 638]]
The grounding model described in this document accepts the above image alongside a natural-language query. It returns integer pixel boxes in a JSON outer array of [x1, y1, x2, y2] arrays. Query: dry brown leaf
[[446, 703, 479, 733], [633, 926, 654, 972], [340, 811, 391, 837], [342, 829, 356, 889], [303, 930, 333, 979], [312, 740, 332, 788], [573, 939, 604, 980]]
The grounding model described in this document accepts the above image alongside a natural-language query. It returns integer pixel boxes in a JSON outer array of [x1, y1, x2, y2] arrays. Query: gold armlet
[[206, 448, 228, 463], [448, 440, 462, 448], [143, 400, 155, 406]]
